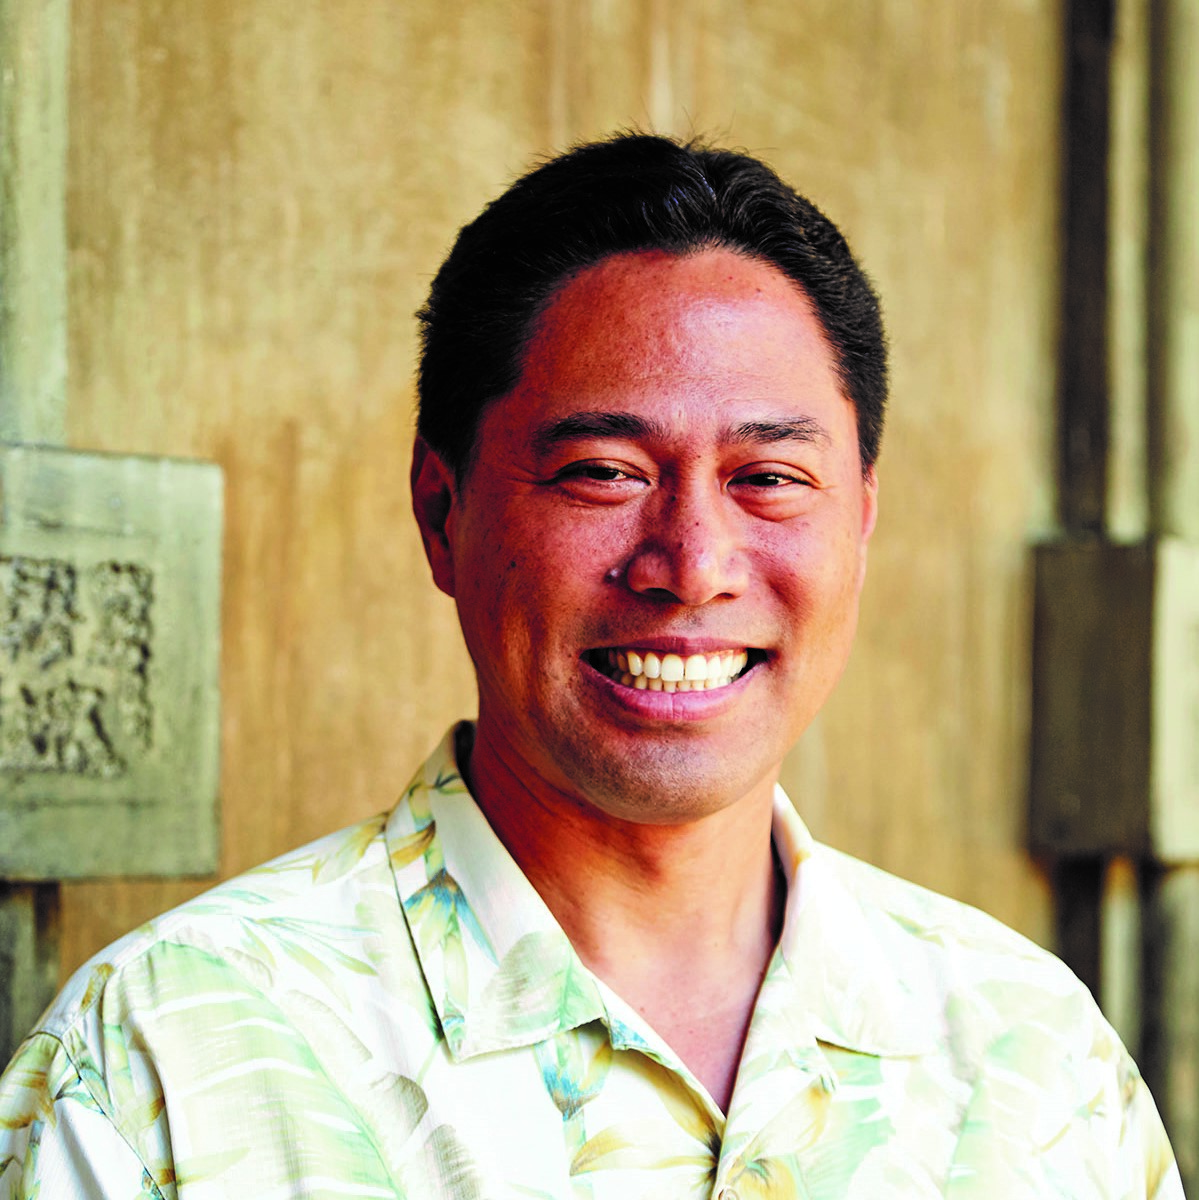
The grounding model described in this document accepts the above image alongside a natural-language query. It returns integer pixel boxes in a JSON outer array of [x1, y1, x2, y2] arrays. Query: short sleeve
[[1124, 1071, 1186, 1200], [0, 1033, 164, 1200]]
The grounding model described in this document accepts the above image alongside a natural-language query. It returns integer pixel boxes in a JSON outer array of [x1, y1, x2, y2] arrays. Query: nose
[[623, 483, 749, 605]]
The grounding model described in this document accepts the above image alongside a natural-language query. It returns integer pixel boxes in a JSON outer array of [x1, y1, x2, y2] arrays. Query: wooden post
[[1057, 0, 1114, 535], [1142, 0, 1199, 1182], [1147, 0, 1199, 545], [1034, 7, 1199, 1187], [0, 0, 71, 1065], [1144, 866, 1199, 1188]]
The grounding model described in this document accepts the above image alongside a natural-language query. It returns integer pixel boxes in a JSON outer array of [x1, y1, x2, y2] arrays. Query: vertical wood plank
[[1101, 856, 1142, 1055], [1058, 0, 1115, 534], [0, 0, 70, 1062], [0, 885, 60, 1065], [1053, 857, 1104, 1002], [1107, 0, 1151, 542], [0, 0, 69, 444], [1148, 0, 1199, 541], [1143, 2, 1199, 1178], [1143, 865, 1199, 1192]]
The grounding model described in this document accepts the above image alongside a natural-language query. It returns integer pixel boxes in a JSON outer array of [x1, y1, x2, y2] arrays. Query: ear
[[861, 465, 879, 541], [410, 434, 458, 598], [857, 465, 879, 590]]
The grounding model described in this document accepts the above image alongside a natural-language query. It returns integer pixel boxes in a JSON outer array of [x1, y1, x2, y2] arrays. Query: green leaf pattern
[[0, 724, 1184, 1198]]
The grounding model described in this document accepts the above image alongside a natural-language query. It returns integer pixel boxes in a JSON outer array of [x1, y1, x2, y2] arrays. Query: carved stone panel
[[0, 444, 222, 879]]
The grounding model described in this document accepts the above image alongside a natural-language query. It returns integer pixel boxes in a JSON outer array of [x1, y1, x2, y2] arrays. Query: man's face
[[414, 247, 877, 825]]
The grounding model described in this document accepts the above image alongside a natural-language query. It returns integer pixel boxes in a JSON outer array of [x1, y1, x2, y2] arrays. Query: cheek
[[759, 524, 865, 620]]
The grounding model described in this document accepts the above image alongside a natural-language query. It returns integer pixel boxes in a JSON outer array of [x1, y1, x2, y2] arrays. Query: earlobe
[[857, 466, 879, 590], [862, 466, 879, 541], [410, 435, 458, 598]]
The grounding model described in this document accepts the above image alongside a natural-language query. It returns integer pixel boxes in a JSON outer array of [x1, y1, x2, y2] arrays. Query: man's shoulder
[[813, 840, 1053, 960], [807, 839, 1099, 1038], [27, 809, 403, 1047]]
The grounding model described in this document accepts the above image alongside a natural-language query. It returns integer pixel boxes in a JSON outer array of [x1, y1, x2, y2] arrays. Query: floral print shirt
[[0, 724, 1183, 1198]]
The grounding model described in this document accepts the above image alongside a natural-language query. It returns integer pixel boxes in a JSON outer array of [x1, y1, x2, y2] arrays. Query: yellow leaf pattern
[[0, 724, 1184, 1199]]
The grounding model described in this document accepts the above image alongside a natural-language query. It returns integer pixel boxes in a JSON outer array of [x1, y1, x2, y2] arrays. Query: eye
[[566, 464, 632, 483], [548, 460, 647, 502], [737, 471, 797, 488], [730, 469, 811, 490]]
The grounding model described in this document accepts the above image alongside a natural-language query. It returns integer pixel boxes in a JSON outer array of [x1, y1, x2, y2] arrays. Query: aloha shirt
[[0, 723, 1184, 1199]]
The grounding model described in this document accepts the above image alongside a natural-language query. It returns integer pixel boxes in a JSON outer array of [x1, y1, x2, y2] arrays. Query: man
[[0, 134, 1182, 1198]]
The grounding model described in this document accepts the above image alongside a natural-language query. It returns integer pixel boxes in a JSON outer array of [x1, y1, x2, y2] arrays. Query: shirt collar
[[387, 723, 606, 1061], [389, 724, 933, 1063], [770, 786, 937, 1057]]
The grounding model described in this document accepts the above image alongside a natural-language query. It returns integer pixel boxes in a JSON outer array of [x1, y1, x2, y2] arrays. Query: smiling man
[[0, 135, 1182, 1198]]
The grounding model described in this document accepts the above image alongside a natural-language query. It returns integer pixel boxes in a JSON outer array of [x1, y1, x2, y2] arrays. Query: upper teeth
[[603, 649, 749, 692]]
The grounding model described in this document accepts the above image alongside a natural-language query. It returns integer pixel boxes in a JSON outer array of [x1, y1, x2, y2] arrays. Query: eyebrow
[[531, 410, 833, 454], [531, 411, 662, 454], [726, 417, 832, 447]]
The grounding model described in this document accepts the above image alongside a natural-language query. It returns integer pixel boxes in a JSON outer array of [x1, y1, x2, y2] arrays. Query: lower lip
[[582, 659, 758, 721]]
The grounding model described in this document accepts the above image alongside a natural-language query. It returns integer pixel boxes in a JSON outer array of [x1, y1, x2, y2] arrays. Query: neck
[[462, 720, 785, 1110]]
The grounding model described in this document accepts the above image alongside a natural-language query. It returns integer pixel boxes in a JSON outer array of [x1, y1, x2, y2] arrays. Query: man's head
[[417, 133, 886, 479], [412, 135, 884, 826]]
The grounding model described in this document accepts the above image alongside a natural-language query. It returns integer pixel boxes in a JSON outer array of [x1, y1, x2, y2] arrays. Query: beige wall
[[59, 0, 1062, 976]]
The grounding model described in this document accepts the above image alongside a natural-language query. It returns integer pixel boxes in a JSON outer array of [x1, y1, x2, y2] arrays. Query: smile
[[589, 648, 753, 692]]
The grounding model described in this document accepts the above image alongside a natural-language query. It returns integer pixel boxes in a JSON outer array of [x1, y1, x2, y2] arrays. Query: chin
[[551, 732, 776, 827]]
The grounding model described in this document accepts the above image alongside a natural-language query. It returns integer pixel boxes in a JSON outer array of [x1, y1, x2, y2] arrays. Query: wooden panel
[[55, 0, 1062, 975], [1030, 540, 1154, 856], [1029, 538, 1199, 860]]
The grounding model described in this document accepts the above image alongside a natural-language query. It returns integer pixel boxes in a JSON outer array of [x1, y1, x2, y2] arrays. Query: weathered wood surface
[[1030, 538, 1199, 860], [0, 0, 69, 446], [1143, 3, 1199, 1182], [55, 0, 1060, 971], [1144, 865, 1199, 1189], [1057, 0, 1113, 535], [0, 0, 72, 1062], [1148, 0, 1199, 541], [0, 885, 60, 1066]]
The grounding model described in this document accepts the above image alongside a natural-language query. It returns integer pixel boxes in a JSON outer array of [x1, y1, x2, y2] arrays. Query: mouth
[[585, 647, 761, 693]]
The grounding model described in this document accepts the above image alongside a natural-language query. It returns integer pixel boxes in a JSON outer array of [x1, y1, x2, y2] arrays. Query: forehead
[[530, 247, 826, 369], [487, 247, 849, 440]]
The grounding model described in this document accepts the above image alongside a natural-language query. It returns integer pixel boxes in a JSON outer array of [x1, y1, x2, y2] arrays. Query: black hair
[[417, 132, 886, 475]]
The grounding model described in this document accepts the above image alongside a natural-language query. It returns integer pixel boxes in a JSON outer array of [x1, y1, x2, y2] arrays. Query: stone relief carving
[[0, 556, 154, 776]]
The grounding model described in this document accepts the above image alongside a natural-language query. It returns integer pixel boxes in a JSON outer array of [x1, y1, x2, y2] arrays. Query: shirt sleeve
[[0, 1033, 166, 1200], [1126, 1072, 1186, 1200]]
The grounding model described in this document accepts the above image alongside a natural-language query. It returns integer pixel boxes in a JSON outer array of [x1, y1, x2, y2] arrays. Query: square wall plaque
[[0, 444, 222, 880]]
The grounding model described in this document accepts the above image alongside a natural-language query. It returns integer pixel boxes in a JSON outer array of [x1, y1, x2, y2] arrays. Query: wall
[[58, 0, 1063, 975]]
